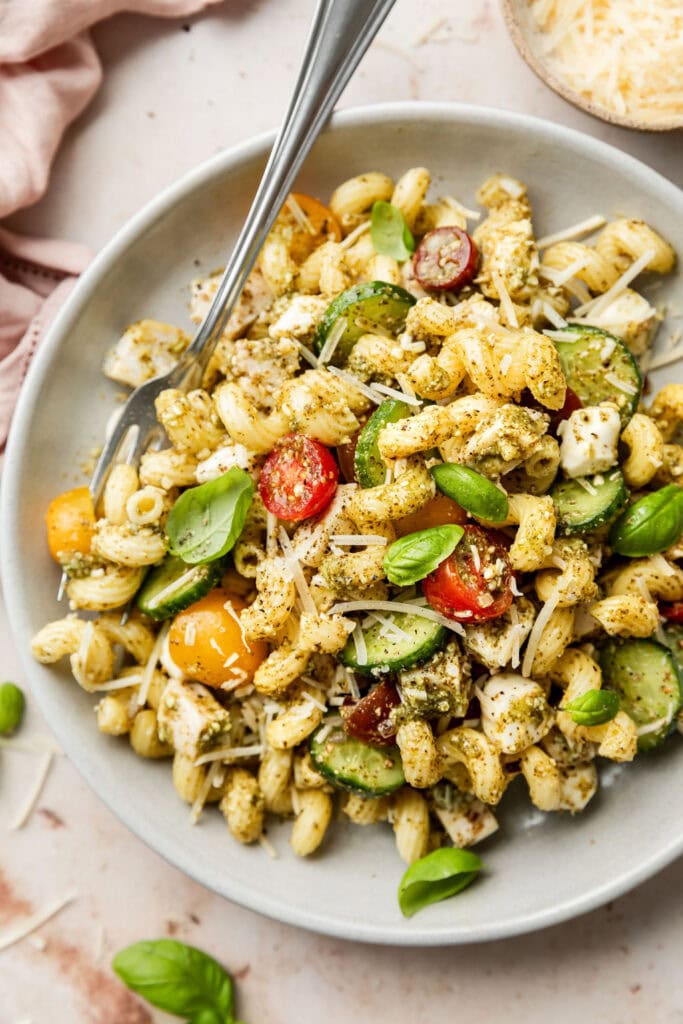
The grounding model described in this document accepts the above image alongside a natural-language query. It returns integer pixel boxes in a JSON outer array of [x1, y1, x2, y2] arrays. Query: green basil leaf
[[398, 847, 483, 918], [431, 463, 508, 523], [370, 201, 415, 262], [166, 467, 254, 565], [609, 485, 683, 557], [0, 681, 25, 735], [563, 688, 619, 726], [383, 524, 464, 586], [112, 939, 234, 1019]]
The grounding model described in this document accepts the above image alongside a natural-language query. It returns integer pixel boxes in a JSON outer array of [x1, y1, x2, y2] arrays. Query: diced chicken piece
[[190, 266, 273, 340], [396, 639, 471, 718], [430, 787, 499, 847], [157, 678, 231, 760], [462, 404, 549, 477], [268, 294, 328, 344], [585, 288, 658, 355], [558, 762, 598, 813], [479, 672, 554, 755], [559, 404, 621, 478], [196, 443, 261, 483], [103, 319, 189, 388], [463, 597, 535, 671]]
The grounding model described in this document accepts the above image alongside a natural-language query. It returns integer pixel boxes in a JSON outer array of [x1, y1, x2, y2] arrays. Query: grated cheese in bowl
[[520, 0, 683, 129]]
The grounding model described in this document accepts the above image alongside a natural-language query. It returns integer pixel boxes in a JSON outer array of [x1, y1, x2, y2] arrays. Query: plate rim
[[3, 100, 683, 946]]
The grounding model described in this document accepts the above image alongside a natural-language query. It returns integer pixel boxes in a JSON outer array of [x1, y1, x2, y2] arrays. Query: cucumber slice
[[313, 281, 415, 366], [339, 609, 447, 674], [553, 324, 641, 426], [600, 638, 682, 751], [137, 554, 226, 621], [551, 469, 628, 535], [354, 399, 411, 488], [661, 622, 683, 678], [309, 721, 405, 795]]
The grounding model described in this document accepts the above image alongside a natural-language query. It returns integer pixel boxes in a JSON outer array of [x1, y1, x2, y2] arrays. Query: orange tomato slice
[[46, 486, 96, 562], [277, 192, 342, 263], [168, 589, 267, 689]]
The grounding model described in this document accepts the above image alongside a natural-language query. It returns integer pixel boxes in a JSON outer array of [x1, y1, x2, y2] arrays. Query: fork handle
[[181, 0, 397, 376]]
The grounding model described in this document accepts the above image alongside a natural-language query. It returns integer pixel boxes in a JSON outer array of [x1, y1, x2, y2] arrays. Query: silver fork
[[58, 0, 397, 600]]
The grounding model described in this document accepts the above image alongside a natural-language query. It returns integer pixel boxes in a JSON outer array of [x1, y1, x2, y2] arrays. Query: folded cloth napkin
[[0, 0, 222, 457]]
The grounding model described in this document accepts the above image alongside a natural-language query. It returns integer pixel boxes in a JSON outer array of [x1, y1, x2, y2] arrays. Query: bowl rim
[[3, 100, 683, 946], [500, 0, 683, 133]]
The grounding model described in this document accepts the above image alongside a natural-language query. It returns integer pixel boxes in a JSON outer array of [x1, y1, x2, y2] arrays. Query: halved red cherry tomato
[[522, 385, 582, 433], [660, 602, 683, 623], [413, 226, 479, 292], [259, 433, 339, 522], [422, 524, 513, 623], [340, 680, 400, 747]]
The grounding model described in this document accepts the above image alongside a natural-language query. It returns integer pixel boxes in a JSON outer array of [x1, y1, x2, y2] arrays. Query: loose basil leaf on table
[[166, 467, 254, 565], [431, 463, 509, 523], [112, 939, 235, 1021], [398, 847, 483, 918], [0, 681, 24, 735], [383, 524, 464, 586], [563, 688, 619, 726], [370, 200, 415, 262], [609, 484, 683, 557]]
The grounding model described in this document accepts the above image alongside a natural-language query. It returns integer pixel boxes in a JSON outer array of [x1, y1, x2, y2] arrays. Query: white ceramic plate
[[3, 104, 682, 945]]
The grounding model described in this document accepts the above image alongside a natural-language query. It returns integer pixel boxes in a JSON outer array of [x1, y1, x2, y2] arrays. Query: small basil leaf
[[166, 467, 254, 565], [383, 524, 464, 586], [610, 485, 683, 557], [431, 464, 508, 523], [370, 201, 415, 262], [112, 939, 234, 1019], [398, 847, 483, 918], [563, 688, 620, 726]]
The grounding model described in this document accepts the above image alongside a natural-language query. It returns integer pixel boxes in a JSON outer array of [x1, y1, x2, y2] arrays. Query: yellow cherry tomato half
[[394, 492, 468, 538], [168, 589, 267, 689], [46, 486, 96, 563]]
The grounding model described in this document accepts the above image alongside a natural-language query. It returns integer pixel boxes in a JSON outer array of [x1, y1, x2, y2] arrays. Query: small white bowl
[[501, 0, 683, 132], [2, 103, 682, 945]]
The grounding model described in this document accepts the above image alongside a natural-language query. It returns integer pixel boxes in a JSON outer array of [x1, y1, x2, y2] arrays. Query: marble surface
[[2, 1, 683, 1021]]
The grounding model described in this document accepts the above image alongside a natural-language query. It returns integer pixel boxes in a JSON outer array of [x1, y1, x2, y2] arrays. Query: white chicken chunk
[[157, 678, 231, 760], [190, 266, 273, 340], [268, 294, 328, 344], [558, 404, 621, 478], [430, 786, 499, 846], [479, 672, 554, 755], [196, 443, 261, 483], [585, 288, 658, 356], [103, 319, 189, 388]]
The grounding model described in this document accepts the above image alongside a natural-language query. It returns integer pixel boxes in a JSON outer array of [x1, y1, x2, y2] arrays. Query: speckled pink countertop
[[2, 2, 683, 1021]]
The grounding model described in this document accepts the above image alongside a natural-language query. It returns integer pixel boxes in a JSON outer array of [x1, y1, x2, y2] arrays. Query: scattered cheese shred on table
[[0, 893, 77, 952], [528, 0, 683, 125]]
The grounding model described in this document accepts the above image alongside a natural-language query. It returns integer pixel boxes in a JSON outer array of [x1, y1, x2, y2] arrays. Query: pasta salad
[[32, 168, 683, 911]]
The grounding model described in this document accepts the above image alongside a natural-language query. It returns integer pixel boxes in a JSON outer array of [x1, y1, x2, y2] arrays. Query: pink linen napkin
[[0, 0, 223, 457]]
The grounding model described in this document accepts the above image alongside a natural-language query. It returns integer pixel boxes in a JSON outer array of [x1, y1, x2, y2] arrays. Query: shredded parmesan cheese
[[189, 760, 222, 825], [278, 526, 317, 615], [330, 600, 466, 636], [137, 622, 169, 707], [194, 744, 265, 766], [371, 381, 423, 407], [0, 893, 76, 952], [492, 271, 519, 327], [542, 302, 568, 329], [351, 624, 368, 665], [9, 753, 53, 830], [575, 248, 656, 319], [536, 215, 607, 249], [522, 592, 560, 677], [317, 317, 347, 365], [528, 1, 683, 127], [325, 365, 382, 404]]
